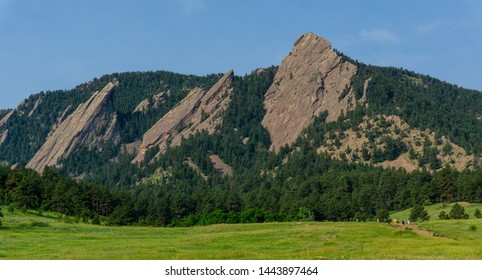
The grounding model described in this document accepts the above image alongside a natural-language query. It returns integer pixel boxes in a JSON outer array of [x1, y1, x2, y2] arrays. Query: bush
[[439, 210, 449, 220], [30, 221, 50, 227], [468, 224, 477, 232], [297, 207, 314, 222], [474, 208, 481, 218], [91, 214, 101, 225], [449, 203, 469, 219]]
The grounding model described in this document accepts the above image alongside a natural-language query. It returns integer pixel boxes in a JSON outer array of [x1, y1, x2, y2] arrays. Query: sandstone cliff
[[27, 82, 119, 172], [133, 70, 234, 163], [28, 96, 43, 117], [0, 110, 15, 127], [0, 129, 7, 145], [262, 32, 358, 152], [133, 91, 169, 113]]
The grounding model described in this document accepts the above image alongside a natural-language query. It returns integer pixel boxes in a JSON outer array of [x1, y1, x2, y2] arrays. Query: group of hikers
[[394, 218, 410, 225]]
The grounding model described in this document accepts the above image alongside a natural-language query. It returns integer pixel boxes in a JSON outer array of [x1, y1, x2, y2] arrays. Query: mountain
[[26, 82, 119, 172], [1, 32, 481, 225], [1, 32, 481, 173], [133, 70, 234, 163], [263, 32, 359, 152]]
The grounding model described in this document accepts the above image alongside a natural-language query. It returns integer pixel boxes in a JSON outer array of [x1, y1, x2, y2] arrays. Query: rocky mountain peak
[[133, 70, 234, 163], [26, 82, 119, 172], [262, 32, 358, 152]]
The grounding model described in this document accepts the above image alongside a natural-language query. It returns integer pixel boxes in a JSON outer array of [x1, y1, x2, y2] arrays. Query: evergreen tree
[[375, 208, 390, 223], [409, 204, 430, 222], [449, 203, 469, 219]]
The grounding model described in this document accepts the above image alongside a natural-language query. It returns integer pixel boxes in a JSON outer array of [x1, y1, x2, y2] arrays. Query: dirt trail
[[394, 223, 451, 240]]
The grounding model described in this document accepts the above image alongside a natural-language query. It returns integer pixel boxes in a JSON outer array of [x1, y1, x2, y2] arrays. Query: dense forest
[[1, 154, 481, 226]]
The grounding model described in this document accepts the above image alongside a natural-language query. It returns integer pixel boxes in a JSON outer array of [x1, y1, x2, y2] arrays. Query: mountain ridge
[[0, 32, 481, 177]]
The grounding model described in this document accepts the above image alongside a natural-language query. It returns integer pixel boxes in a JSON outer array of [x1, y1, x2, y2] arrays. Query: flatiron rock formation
[[27, 82, 119, 172], [262, 32, 358, 152], [133, 70, 234, 163]]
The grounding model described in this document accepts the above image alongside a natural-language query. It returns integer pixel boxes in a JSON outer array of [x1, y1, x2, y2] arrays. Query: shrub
[[91, 214, 101, 225], [474, 208, 481, 218], [468, 224, 477, 232], [439, 210, 449, 220], [449, 203, 469, 219], [297, 207, 315, 222], [30, 221, 50, 227]]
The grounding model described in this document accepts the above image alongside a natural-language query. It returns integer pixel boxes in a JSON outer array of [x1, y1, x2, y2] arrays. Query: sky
[[1, 0, 481, 109]]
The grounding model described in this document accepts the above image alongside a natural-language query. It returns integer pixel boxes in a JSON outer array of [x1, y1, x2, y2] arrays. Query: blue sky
[[1, 0, 481, 109]]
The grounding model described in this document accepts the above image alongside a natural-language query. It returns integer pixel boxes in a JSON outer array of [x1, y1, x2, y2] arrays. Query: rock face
[[0, 109, 15, 127], [133, 99, 150, 113], [0, 129, 7, 145], [28, 96, 43, 117], [27, 82, 119, 172], [262, 32, 358, 152], [133, 90, 169, 113], [133, 70, 234, 163]]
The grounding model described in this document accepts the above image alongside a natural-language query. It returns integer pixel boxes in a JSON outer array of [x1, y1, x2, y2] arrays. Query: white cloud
[[358, 29, 401, 44]]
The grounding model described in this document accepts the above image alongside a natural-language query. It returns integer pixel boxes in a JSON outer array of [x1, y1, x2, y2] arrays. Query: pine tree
[[409, 204, 430, 222], [449, 203, 469, 219]]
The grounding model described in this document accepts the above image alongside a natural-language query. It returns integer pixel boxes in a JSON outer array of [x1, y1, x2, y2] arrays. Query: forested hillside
[[1, 33, 481, 226], [0, 71, 221, 166]]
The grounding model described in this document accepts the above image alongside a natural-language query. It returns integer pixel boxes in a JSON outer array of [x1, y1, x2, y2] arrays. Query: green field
[[1, 204, 481, 260]]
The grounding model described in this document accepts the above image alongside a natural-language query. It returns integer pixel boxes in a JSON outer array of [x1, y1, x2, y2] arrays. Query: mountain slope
[[26, 82, 119, 172]]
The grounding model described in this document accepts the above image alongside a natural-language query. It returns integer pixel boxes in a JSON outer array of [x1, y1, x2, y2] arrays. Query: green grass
[[1, 205, 481, 260], [390, 202, 482, 221]]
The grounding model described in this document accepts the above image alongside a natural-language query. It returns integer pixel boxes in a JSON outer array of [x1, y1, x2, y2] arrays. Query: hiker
[[401, 219, 405, 225], [408, 219, 410, 225]]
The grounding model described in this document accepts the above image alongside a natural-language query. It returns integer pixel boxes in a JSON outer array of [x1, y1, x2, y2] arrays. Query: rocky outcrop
[[46, 105, 73, 139], [0, 129, 7, 145], [133, 70, 234, 163], [28, 96, 43, 117], [0, 109, 15, 127], [262, 32, 358, 152], [208, 152, 233, 177], [133, 90, 169, 113], [27, 82, 119, 172], [134, 99, 150, 113]]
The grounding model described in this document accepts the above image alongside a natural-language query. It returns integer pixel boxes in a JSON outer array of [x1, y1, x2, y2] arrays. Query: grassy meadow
[[0, 204, 481, 260]]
